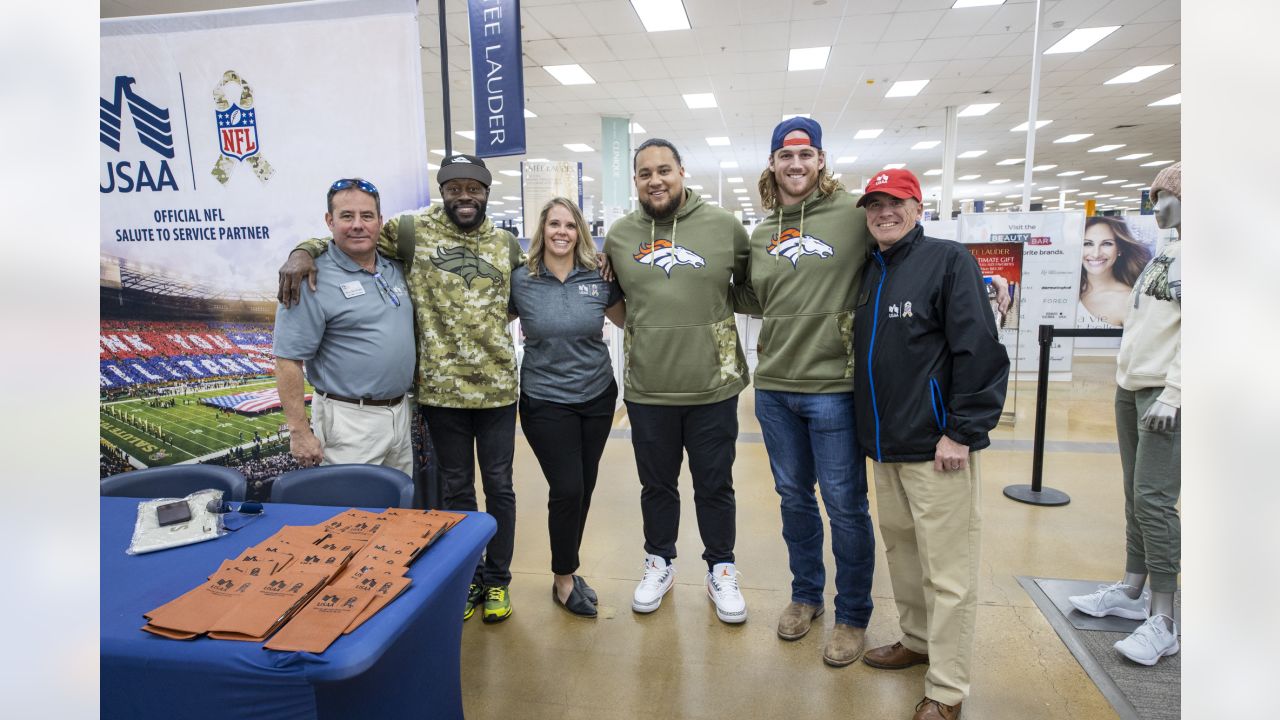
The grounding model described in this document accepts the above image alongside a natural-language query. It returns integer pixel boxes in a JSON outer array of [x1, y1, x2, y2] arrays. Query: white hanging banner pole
[[940, 104, 958, 220], [1021, 0, 1045, 212]]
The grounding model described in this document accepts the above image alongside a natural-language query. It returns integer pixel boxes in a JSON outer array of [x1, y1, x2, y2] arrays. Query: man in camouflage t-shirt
[[278, 154, 523, 624]]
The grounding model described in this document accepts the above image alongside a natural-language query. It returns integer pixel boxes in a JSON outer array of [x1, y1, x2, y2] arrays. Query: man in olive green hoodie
[[604, 138, 752, 624], [736, 117, 876, 665]]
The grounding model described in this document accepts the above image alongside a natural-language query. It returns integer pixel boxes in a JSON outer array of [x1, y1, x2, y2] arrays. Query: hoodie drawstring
[[772, 197, 806, 263]]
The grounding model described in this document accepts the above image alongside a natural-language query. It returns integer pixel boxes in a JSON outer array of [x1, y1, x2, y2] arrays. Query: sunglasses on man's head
[[330, 178, 379, 195]]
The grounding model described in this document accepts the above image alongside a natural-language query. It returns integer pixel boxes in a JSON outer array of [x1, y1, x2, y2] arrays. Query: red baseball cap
[[856, 168, 922, 207]]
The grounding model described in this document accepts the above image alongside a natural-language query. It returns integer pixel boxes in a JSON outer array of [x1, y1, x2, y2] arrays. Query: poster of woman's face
[[1076, 216, 1160, 328]]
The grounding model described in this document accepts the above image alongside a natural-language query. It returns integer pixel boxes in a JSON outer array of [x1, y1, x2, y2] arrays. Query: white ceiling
[[101, 0, 1181, 220]]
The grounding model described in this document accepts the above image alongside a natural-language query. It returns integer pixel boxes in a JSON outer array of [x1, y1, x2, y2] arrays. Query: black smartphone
[[156, 500, 193, 527]]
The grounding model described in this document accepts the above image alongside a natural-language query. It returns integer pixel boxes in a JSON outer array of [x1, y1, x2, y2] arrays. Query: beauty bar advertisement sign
[[957, 211, 1084, 377]]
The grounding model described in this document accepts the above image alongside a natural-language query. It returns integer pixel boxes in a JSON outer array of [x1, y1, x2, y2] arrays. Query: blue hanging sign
[[468, 0, 526, 158]]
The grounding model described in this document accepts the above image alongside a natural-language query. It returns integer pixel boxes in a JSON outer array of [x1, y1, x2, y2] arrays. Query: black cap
[[437, 153, 492, 187]]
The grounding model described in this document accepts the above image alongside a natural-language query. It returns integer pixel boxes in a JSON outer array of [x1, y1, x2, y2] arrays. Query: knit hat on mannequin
[[1150, 161, 1181, 202]]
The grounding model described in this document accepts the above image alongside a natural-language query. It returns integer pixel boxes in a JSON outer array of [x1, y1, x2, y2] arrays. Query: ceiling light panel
[[836, 156, 857, 164], [629, 0, 690, 32], [788, 46, 830, 72], [1054, 133, 1093, 143], [952, 0, 1006, 8], [1141, 160, 1174, 167], [959, 174, 981, 180], [564, 143, 594, 152], [996, 158, 1024, 166], [630, 122, 646, 133], [1032, 164, 1057, 171], [719, 161, 738, 168], [1011, 120, 1053, 131], [1117, 153, 1152, 160], [544, 64, 596, 85], [1105, 64, 1173, 84], [1090, 144, 1124, 152], [1149, 93, 1181, 106], [958, 102, 1000, 117], [958, 150, 986, 158], [854, 129, 884, 140], [912, 141, 941, 150], [1043, 26, 1121, 55], [706, 136, 730, 146], [883, 163, 906, 169], [924, 169, 943, 176], [886, 80, 930, 98], [683, 93, 717, 109]]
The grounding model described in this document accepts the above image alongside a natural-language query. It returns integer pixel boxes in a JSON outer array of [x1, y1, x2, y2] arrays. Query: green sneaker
[[463, 583, 484, 621], [483, 585, 513, 623]]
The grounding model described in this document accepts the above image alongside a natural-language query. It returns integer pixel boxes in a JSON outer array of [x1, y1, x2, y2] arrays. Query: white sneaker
[[706, 562, 747, 624], [632, 554, 675, 613], [1114, 614, 1179, 665], [1068, 582, 1150, 620]]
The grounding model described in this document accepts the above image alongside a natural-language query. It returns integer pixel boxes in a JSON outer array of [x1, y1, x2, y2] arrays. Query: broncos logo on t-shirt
[[767, 227, 833, 268], [633, 238, 705, 277]]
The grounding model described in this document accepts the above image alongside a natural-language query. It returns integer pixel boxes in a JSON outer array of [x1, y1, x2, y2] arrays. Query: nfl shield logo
[[216, 104, 260, 160]]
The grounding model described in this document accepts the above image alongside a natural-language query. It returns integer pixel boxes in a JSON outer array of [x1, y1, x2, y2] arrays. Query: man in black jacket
[[851, 169, 1009, 720]]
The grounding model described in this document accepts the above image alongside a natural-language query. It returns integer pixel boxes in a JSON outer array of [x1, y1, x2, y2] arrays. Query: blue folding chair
[[100, 465, 247, 502], [269, 464, 415, 509]]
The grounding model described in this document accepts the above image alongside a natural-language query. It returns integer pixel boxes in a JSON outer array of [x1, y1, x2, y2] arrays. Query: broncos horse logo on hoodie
[[766, 227, 834, 268], [633, 238, 706, 277]]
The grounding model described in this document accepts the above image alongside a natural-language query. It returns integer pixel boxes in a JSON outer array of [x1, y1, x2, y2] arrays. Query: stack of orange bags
[[141, 508, 466, 653]]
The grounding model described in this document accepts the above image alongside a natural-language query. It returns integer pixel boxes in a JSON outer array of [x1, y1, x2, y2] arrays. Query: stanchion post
[[1004, 323, 1071, 506], [1031, 322, 1052, 491]]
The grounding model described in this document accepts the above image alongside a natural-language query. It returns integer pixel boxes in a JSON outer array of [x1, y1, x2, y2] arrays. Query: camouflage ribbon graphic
[[211, 70, 274, 184]]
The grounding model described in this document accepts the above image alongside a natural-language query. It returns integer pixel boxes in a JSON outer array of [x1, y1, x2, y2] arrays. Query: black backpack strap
[[397, 213, 416, 271]]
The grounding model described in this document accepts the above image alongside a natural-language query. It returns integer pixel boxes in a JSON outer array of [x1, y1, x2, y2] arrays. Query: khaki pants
[[312, 394, 413, 477], [873, 453, 982, 707]]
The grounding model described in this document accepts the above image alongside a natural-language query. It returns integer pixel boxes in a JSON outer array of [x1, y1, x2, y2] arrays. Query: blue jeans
[[755, 389, 875, 627]]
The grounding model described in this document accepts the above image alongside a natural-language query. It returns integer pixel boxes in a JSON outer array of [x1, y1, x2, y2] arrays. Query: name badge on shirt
[[340, 281, 366, 299]]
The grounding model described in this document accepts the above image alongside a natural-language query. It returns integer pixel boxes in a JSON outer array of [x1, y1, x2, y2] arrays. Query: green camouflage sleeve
[[506, 232, 525, 269], [377, 215, 402, 260], [294, 236, 330, 258]]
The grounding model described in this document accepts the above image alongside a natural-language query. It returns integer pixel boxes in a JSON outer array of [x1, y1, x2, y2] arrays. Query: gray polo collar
[[328, 240, 390, 274], [534, 263, 595, 281]]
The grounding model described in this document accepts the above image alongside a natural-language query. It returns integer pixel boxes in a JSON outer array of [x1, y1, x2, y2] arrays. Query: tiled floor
[[460, 355, 1147, 719]]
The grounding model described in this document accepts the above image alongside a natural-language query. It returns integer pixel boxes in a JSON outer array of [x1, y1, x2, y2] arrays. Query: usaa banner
[[99, 0, 428, 473], [100, 0, 428, 298], [468, 0, 526, 157]]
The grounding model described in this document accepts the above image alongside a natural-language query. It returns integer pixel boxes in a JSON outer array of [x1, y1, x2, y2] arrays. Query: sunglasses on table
[[206, 499, 265, 531]]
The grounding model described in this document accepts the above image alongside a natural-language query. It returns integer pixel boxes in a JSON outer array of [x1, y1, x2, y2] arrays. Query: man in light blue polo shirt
[[273, 178, 415, 475]]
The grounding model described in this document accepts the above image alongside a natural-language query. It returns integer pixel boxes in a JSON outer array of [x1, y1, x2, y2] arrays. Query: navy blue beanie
[[770, 117, 822, 153]]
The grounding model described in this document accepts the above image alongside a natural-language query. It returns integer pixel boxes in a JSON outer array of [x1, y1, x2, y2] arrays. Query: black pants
[[519, 382, 618, 576], [420, 403, 516, 586], [625, 395, 738, 569]]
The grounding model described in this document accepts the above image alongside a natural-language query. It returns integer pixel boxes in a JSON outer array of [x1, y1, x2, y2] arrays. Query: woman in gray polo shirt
[[510, 197, 625, 618]]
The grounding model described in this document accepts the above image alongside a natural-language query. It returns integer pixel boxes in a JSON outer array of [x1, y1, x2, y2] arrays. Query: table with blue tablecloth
[[100, 496, 495, 720]]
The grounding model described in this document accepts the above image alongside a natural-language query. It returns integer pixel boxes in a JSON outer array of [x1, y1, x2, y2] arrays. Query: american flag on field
[[200, 388, 310, 413]]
